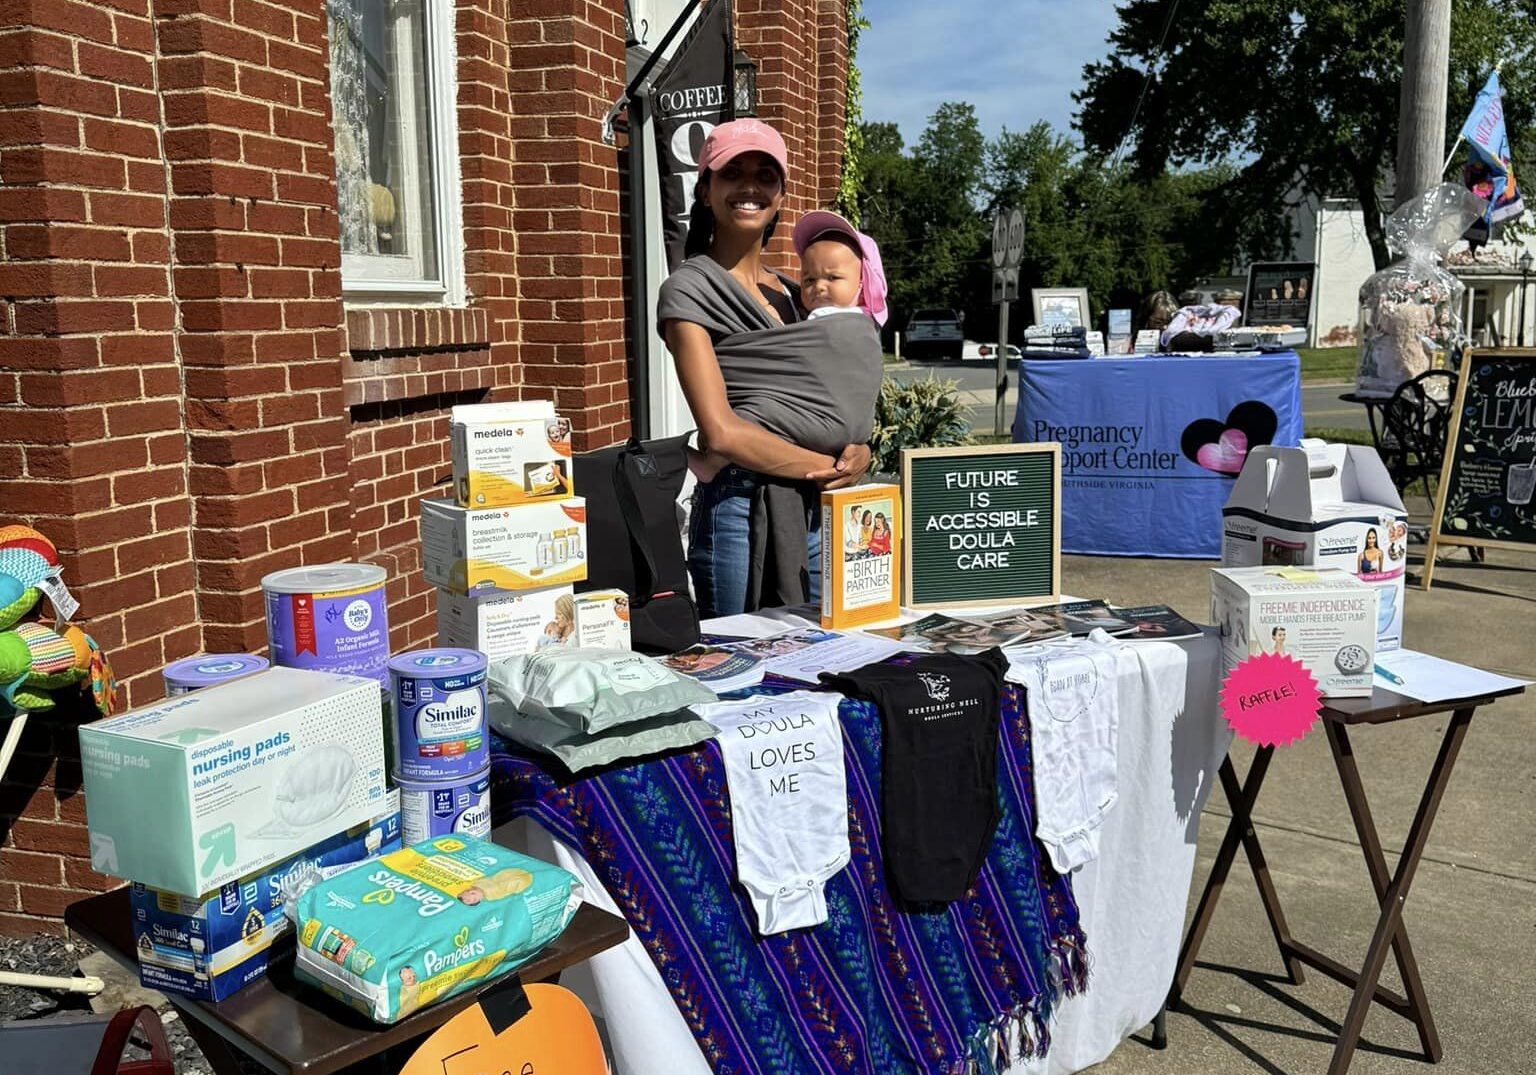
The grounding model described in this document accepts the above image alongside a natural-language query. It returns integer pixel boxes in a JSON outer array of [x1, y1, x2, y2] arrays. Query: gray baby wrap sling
[[657, 255, 883, 609]]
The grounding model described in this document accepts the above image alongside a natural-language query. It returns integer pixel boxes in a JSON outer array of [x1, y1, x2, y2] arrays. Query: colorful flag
[[1459, 71, 1524, 227]]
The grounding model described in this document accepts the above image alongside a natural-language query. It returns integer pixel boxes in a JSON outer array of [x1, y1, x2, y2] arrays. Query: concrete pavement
[[1060, 539, 1535, 1075]]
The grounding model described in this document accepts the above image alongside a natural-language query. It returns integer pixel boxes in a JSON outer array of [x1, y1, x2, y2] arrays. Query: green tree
[[1076, 0, 1536, 270]]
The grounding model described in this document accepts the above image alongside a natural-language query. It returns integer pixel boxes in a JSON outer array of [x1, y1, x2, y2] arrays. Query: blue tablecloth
[[1014, 352, 1303, 557]]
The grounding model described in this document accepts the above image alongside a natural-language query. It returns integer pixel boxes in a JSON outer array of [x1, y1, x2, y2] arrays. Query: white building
[[1288, 195, 1536, 350]]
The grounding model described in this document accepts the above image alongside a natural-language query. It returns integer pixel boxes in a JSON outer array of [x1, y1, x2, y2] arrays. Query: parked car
[[903, 308, 964, 362], [960, 341, 1023, 362]]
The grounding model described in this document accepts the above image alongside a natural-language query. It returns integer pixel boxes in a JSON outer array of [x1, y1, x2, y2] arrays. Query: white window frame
[[340, 0, 464, 305]]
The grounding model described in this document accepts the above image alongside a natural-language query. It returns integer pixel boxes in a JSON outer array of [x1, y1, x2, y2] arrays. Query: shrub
[[868, 375, 972, 475]]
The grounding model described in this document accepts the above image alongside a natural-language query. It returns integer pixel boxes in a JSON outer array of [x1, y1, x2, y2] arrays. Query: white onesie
[[696, 691, 850, 935], [1005, 631, 1123, 873]]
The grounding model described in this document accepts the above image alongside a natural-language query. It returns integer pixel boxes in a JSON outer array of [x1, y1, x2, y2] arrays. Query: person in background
[[1143, 291, 1179, 334]]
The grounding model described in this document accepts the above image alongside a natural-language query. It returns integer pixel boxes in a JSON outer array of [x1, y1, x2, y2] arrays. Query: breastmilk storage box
[[130, 794, 402, 1002], [436, 584, 575, 660], [571, 589, 631, 649], [80, 666, 390, 895], [420, 496, 588, 594], [1222, 441, 1408, 650], [450, 401, 575, 509], [1210, 567, 1378, 697]]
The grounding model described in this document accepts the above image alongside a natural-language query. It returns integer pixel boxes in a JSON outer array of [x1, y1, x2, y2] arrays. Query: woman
[[1358, 527, 1384, 574], [657, 120, 871, 617], [868, 513, 891, 556], [1142, 291, 1178, 335]]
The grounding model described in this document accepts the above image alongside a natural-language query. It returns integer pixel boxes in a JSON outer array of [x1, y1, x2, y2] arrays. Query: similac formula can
[[262, 564, 391, 690], [397, 769, 492, 845], [162, 654, 269, 696], [387, 648, 488, 781]]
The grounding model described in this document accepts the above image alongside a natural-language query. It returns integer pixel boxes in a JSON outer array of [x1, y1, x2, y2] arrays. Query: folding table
[[1168, 682, 1524, 1075]]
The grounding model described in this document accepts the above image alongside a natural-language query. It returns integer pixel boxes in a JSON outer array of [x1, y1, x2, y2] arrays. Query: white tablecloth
[[502, 613, 1228, 1075]]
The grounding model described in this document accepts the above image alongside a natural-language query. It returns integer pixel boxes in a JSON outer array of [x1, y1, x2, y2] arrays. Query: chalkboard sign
[[1424, 349, 1536, 589], [901, 443, 1061, 609]]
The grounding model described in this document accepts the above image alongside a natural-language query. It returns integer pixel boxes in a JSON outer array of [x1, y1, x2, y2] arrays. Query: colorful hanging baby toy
[[0, 524, 116, 720]]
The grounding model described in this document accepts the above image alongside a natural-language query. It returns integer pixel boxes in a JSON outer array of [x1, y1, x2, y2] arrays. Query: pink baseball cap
[[792, 209, 889, 327], [696, 119, 789, 178]]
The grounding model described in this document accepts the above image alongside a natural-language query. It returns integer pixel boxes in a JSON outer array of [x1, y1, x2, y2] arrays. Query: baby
[[690, 210, 888, 481]]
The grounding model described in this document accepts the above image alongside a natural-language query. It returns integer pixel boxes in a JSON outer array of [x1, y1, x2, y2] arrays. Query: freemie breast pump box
[[130, 793, 402, 1002], [80, 666, 389, 896], [1221, 440, 1408, 650]]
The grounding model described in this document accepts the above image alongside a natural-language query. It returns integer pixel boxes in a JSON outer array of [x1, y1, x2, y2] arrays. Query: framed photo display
[[1031, 288, 1090, 329]]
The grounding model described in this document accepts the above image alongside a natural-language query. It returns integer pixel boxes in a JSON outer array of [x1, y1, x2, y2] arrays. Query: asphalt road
[[888, 358, 1369, 434]]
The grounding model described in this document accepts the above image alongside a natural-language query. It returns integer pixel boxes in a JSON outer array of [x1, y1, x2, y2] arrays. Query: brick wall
[[0, 0, 847, 934]]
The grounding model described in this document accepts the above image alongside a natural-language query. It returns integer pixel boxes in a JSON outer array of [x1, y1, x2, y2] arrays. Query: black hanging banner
[[650, 0, 733, 271]]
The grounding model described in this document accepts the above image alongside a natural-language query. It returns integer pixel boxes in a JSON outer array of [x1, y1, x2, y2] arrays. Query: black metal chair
[[1380, 369, 1457, 502]]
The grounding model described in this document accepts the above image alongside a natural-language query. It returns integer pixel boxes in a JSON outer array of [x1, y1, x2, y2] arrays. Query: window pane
[[329, 0, 439, 281]]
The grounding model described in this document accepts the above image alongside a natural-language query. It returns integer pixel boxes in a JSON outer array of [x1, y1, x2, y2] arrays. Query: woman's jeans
[[689, 466, 821, 618]]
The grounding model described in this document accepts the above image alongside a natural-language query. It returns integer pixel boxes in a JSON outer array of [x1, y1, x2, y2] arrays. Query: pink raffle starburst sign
[[1220, 652, 1322, 746]]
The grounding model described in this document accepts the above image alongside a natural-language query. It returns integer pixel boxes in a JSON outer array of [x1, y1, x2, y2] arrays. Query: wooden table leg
[[177, 1011, 266, 1075], [1326, 720, 1443, 1063], [1170, 747, 1293, 1004], [1324, 709, 1472, 1075], [1219, 751, 1306, 987]]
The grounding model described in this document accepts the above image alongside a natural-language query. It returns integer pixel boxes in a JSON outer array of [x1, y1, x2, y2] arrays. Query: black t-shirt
[[824, 649, 1008, 904]]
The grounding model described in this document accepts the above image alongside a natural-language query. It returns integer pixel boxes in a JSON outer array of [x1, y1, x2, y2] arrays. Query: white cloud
[[858, 0, 1121, 145]]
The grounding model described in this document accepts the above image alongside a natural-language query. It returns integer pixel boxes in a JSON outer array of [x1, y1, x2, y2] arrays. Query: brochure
[[726, 627, 906, 684], [660, 645, 764, 694], [1030, 600, 1140, 637], [1110, 604, 1205, 641], [869, 611, 1063, 653]]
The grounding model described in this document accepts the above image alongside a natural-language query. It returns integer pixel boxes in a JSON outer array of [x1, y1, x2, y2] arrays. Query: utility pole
[[1395, 0, 1451, 207]]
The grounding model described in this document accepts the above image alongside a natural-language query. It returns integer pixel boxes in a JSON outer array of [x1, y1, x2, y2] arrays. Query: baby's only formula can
[[398, 769, 492, 845], [162, 654, 269, 696], [387, 648, 489, 781], [263, 564, 391, 689]]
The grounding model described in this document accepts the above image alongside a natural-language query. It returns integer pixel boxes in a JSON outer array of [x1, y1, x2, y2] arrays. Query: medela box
[[130, 794, 402, 1002], [450, 401, 574, 508], [420, 496, 588, 594], [80, 666, 390, 895], [1222, 441, 1408, 650], [436, 584, 575, 660], [571, 590, 631, 649], [1211, 566, 1378, 697]]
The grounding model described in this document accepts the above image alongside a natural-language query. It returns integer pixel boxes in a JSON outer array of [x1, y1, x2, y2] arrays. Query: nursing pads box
[[80, 666, 390, 895], [436, 584, 575, 661], [1210, 566, 1378, 697], [1222, 441, 1408, 650], [420, 497, 588, 595], [571, 590, 631, 650], [292, 836, 582, 1023], [130, 794, 402, 1002], [450, 401, 575, 509]]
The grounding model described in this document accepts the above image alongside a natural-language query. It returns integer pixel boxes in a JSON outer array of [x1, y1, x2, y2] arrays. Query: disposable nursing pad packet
[[292, 836, 582, 1023]]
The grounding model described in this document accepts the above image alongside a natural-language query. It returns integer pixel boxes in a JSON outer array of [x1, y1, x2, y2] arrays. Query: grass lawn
[[1296, 346, 1356, 385], [1303, 425, 1373, 446]]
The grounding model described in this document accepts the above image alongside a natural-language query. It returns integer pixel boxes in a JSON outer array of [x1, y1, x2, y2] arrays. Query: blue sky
[[858, 0, 1122, 148]]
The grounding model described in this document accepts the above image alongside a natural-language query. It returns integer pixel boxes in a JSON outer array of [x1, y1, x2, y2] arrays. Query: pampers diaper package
[[130, 794, 402, 1002], [450, 401, 575, 509], [292, 836, 582, 1023], [1222, 441, 1408, 650], [1211, 566, 1378, 697], [420, 497, 588, 595], [80, 666, 390, 894]]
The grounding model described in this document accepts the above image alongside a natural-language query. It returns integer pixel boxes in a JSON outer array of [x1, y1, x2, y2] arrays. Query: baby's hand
[[688, 447, 725, 483]]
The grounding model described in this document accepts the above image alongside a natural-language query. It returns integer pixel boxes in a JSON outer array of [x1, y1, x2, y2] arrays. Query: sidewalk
[[1063, 547, 1535, 1075]]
